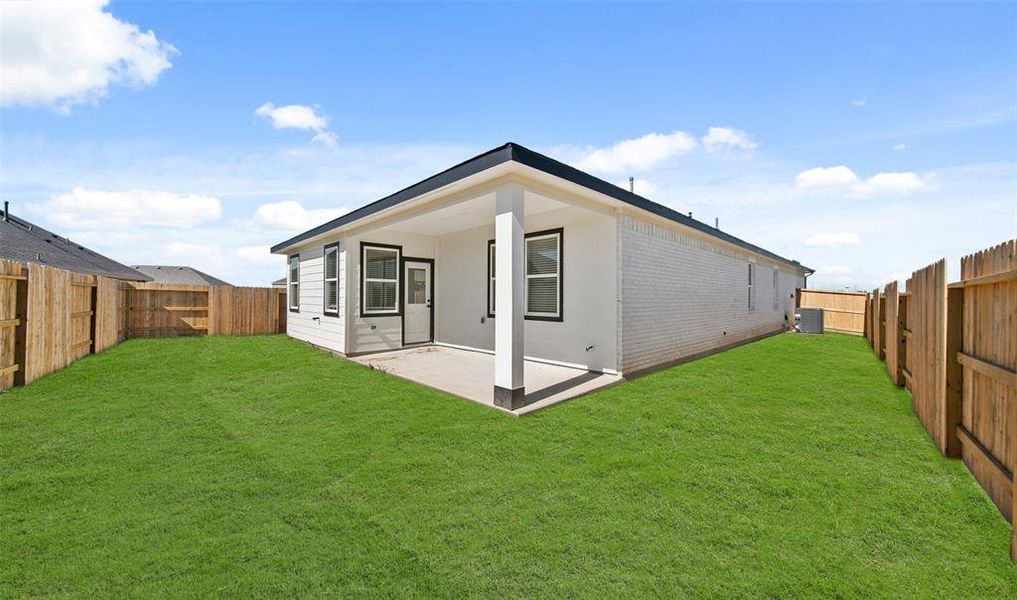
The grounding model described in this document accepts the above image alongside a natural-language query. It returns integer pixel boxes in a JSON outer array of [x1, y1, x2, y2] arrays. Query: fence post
[[88, 277, 98, 354], [944, 285, 964, 458], [12, 265, 28, 387], [896, 295, 907, 387]]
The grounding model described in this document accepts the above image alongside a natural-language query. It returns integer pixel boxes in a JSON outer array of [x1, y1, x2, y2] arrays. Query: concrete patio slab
[[352, 345, 622, 415]]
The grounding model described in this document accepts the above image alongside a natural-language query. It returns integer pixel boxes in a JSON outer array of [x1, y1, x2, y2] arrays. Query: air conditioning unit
[[796, 308, 824, 334]]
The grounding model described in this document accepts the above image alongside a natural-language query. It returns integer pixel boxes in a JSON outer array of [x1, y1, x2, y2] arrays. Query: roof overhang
[[270, 142, 813, 273]]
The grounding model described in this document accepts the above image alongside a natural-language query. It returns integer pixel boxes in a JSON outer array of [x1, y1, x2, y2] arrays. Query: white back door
[[403, 261, 431, 344]]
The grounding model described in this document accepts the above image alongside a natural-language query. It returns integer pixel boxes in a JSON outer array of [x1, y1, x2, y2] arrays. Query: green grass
[[1, 334, 1014, 597]]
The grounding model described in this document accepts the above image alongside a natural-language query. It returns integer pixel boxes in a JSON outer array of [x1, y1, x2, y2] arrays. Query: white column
[[494, 183, 525, 409]]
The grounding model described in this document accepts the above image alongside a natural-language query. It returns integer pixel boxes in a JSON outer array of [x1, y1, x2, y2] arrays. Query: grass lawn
[[2, 333, 1015, 597]]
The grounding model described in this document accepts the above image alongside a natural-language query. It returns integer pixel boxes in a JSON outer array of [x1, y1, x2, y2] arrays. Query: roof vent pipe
[[688, 211, 693, 219], [715, 217, 719, 229], [628, 177, 634, 193], [2, 200, 7, 222]]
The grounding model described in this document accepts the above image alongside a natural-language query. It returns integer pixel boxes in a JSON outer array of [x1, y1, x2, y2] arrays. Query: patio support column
[[494, 183, 525, 409]]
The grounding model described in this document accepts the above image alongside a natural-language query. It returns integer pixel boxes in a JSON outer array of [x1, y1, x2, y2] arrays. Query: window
[[772, 268, 779, 309], [486, 228, 563, 322], [361, 243, 400, 315], [288, 255, 299, 312], [747, 263, 755, 311], [525, 231, 562, 319], [323, 243, 339, 315], [487, 240, 496, 317]]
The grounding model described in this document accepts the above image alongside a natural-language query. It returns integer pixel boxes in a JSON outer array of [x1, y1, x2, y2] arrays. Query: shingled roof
[[131, 265, 232, 287], [0, 208, 150, 281]]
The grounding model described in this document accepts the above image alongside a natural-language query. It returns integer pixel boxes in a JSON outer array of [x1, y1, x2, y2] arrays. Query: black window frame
[[323, 242, 341, 317], [359, 241, 403, 318], [486, 227, 564, 323]]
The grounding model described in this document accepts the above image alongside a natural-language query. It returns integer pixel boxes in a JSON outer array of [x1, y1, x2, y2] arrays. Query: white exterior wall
[[345, 230, 436, 354], [286, 240, 347, 353], [435, 206, 618, 373], [618, 214, 806, 374]]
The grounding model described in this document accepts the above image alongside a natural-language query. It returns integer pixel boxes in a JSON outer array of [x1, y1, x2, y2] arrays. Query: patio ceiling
[[379, 190, 568, 237]]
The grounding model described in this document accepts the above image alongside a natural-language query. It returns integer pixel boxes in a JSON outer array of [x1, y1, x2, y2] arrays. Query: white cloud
[[311, 131, 339, 148], [31, 187, 221, 229], [795, 165, 860, 189], [893, 143, 907, 153], [851, 98, 867, 107], [574, 131, 696, 173], [795, 165, 932, 197], [234, 246, 280, 266], [255, 102, 339, 147], [701, 127, 758, 153], [615, 178, 658, 196], [852, 171, 932, 197], [0, 0, 177, 112], [250, 200, 348, 232], [255, 102, 328, 132], [804, 232, 861, 247]]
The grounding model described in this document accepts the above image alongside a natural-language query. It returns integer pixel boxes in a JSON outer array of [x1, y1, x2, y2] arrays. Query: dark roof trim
[[271, 142, 812, 273], [270, 144, 515, 253]]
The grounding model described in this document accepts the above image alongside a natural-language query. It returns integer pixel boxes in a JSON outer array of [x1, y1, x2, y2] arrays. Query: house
[[131, 265, 232, 287], [271, 277, 287, 288], [271, 143, 813, 410], [0, 206, 150, 281]]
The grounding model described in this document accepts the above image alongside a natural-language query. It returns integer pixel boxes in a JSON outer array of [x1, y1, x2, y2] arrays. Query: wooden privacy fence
[[863, 240, 1016, 561], [0, 259, 287, 392], [795, 288, 867, 335]]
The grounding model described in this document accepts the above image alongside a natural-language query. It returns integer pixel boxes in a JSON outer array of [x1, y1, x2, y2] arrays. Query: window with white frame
[[486, 229, 563, 321], [487, 241, 496, 316], [288, 255, 300, 311], [747, 263, 756, 311], [525, 230, 562, 320], [324, 243, 339, 315], [772, 268, 779, 309], [361, 243, 400, 315]]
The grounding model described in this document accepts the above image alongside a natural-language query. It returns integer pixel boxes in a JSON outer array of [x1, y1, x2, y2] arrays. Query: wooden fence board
[[0, 259, 25, 391], [871, 287, 883, 358], [884, 281, 900, 385], [907, 259, 951, 455]]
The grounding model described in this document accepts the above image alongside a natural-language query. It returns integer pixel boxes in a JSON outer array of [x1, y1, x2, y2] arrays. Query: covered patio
[[352, 345, 622, 415]]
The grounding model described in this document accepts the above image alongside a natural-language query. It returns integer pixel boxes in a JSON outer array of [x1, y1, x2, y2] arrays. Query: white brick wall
[[286, 241, 346, 353], [619, 215, 804, 374]]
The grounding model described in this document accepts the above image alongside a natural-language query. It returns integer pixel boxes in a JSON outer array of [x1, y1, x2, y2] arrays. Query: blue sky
[[1, 1, 1014, 287]]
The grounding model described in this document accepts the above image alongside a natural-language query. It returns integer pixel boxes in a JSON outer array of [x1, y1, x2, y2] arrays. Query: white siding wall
[[619, 215, 806, 374], [345, 230, 436, 354], [435, 206, 618, 372], [286, 241, 346, 353]]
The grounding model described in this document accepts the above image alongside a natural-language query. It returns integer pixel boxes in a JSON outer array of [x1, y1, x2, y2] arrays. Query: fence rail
[[860, 239, 1016, 562], [0, 259, 286, 392]]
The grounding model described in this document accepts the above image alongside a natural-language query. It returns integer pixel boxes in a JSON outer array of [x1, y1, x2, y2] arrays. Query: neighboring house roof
[[0, 209, 151, 281], [271, 277, 287, 287], [131, 265, 233, 287], [271, 142, 813, 273]]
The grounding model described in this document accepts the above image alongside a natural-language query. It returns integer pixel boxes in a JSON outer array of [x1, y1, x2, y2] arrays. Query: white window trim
[[487, 241, 496, 317], [524, 231, 561, 320], [747, 263, 756, 311], [288, 254, 300, 311], [361, 244, 401, 315], [323, 243, 340, 316], [772, 267, 779, 310]]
